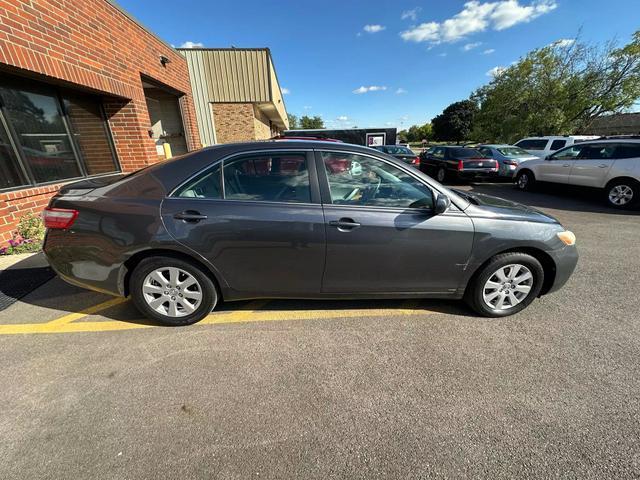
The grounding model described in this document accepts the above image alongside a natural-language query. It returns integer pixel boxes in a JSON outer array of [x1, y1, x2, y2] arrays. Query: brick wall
[[0, 0, 202, 243], [253, 106, 272, 140], [211, 103, 256, 144]]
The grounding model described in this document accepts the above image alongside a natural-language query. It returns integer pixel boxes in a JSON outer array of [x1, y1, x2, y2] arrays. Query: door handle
[[562, 164, 571, 167], [598, 164, 608, 168], [329, 218, 361, 230], [174, 211, 208, 222]]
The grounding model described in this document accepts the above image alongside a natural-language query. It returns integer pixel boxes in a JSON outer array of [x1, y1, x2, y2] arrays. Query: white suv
[[515, 136, 600, 158], [514, 139, 640, 209]]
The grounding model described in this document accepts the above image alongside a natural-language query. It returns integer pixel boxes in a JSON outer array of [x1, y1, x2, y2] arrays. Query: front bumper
[[545, 244, 579, 294]]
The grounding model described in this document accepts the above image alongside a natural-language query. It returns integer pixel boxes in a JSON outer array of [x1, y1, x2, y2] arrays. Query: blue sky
[[118, 0, 639, 130]]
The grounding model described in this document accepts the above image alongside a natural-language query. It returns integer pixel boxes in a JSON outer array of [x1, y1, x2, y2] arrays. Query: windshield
[[497, 147, 531, 157], [450, 148, 485, 158], [385, 146, 414, 155]]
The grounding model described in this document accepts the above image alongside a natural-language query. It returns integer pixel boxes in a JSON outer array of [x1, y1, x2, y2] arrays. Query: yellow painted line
[[0, 298, 436, 335], [45, 297, 128, 327]]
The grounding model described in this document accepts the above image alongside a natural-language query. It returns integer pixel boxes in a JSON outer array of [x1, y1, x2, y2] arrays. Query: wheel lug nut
[[164, 291, 168, 295]]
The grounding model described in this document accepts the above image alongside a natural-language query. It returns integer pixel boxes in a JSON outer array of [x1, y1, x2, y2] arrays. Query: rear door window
[[223, 153, 311, 203], [550, 140, 567, 150]]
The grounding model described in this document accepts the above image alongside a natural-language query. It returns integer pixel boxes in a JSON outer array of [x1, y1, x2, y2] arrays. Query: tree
[[472, 31, 640, 143], [404, 123, 433, 143], [287, 113, 299, 129], [431, 100, 478, 142], [398, 129, 408, 143], [299, 115, 324, 129]]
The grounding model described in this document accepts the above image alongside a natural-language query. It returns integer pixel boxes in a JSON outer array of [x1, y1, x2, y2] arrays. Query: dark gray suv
[[43, 141, 578, 326]]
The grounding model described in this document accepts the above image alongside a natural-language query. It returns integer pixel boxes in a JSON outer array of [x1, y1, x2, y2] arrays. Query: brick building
[[0, 0, 201, 243], [179, 48, 289, 146]]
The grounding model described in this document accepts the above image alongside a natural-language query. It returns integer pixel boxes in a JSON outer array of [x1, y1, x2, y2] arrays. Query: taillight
[[503, 159, 518, 166], [412, 156, 420, 165], [43, 207, 78, 229], [457, 160, 464, 171]]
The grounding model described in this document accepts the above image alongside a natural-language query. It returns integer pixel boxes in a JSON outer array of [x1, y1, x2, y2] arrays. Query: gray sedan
[[43, 141, 578, 326], [478, 144, 539, 178]]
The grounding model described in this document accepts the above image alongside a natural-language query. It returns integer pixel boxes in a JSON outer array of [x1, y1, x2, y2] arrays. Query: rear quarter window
[[550, 140, 567, 150], [516, 139, 549, 150]]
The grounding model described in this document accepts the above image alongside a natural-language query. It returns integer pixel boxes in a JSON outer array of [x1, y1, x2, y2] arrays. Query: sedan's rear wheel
[[436, 167, 446, 183], [130, 256, 217, 326], [465, 252, 544, 317], [605, 179, 637, 209]]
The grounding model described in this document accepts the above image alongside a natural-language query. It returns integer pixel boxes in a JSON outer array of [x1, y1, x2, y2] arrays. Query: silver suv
[[514, 139, 640, 209]]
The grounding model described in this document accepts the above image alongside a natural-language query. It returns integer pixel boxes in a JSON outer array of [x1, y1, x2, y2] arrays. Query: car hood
[[452, 189, 560, 224]]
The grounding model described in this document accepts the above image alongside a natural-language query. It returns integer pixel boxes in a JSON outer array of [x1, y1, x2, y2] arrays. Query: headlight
[[557, 231, 576, 246]]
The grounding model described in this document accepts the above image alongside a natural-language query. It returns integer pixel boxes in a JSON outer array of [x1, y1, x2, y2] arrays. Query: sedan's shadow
[[1, 264, 477, 326]]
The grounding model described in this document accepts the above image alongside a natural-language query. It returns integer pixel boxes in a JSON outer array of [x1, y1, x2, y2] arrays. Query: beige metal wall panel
[[179, 48, 289, 142]]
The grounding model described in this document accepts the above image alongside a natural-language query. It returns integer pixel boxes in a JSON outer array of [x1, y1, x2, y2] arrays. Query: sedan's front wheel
[[465, 252, 544, 317], [130, 256, 218, 326]]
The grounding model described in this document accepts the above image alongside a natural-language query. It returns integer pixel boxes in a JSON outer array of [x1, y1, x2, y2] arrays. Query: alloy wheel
[[437, 168, 446, 182], [517, 173, 529, 189], [482, 264, 534, 311], [608, 185, 634, 206], [142, 267, 203, 318]]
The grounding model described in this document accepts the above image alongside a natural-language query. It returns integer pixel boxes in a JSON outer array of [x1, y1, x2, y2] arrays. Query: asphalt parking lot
[[1, 183, 639, 479]]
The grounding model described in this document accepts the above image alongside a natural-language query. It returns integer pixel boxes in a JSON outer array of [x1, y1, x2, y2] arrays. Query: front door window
[[321, 152, 433, 209]]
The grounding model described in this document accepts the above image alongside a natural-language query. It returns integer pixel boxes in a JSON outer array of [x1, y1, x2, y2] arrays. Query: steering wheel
[[344, 187, 360, 201], [361, 177, 381, 203]]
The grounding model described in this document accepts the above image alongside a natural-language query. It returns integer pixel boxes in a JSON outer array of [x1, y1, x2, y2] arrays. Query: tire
[[464, 252, 544, 318], [604, 179, 638, 210], [436, 167, 447, 183], [516, 170, 535, 191], [130, 256, 218, 326]]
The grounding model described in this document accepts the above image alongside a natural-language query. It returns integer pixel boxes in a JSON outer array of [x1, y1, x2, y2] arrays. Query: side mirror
[[434, 193, 451, 214]]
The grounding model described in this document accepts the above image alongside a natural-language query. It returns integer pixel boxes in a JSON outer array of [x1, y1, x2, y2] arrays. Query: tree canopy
[[472, 30, 640, 143], [299, 115, 324, 129], [431, 100, 478, 142], [287, 113, 299, 129]]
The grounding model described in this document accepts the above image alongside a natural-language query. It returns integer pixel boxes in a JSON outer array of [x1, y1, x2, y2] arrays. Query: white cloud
[[438, 52, 448, 57], [303, 105, 312, 110], [551, 38, 575, 48], [490, 0, 557, 30], [483, 48, 496, 54], [353, 85, 387, 94], [400, 115, 410, 121], [463, 42, 482, 51], [336, 115, 349, 121], [363, 24, 386, 33], [401, 1, 557, 44], [385, 122, 395, 126], [281, 87, 290, 95], [401, 21, 440, 42], [395, 88, 408, 94], [179, 41, 204, 48], [487, 65, 507, 77], [401, 7, 421, 21]]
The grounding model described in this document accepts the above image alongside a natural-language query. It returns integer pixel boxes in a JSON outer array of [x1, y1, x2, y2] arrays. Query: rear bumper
[[545, 244, 579, 295], [458, 169, 499, 179]]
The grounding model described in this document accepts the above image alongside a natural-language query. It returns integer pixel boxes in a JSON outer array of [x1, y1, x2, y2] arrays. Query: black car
[[372, 145, 421, 167], [420, 146, 498, 183], [43, 140, 578, 326]]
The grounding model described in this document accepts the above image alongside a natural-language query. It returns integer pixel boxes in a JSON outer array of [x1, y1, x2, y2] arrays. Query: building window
[[0, 77, 119, 191]]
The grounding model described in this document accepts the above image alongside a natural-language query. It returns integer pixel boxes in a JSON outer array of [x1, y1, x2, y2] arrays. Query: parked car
[[478, 144, 539, 178], [514, 139, 640, 209], [43, 140, 578, 325], [420, 146, 499, 182], [514, 135, 600, 158], [371, 145, 420, 167]]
